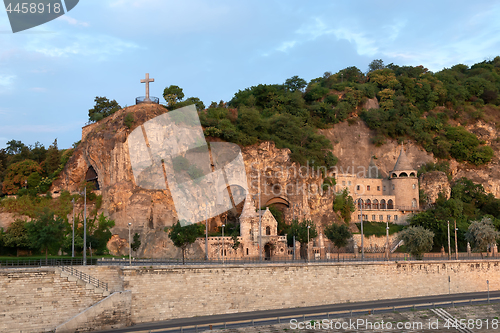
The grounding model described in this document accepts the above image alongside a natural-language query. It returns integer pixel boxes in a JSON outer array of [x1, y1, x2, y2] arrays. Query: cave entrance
[[85, 166, 100, 190]]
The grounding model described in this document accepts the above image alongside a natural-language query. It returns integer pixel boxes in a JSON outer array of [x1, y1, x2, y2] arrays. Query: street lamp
[[205, 206, 209, 261], [447, 220, 451, 260], [454, 220, 458, 260], [71, 198, 75, 258], [83, 186, 87, 265], [386, 220, 390, 261], [357, 198, 365, 260], [222, 224, 225, 264], [307, 225, 311, 262], [128, 223, 132, 266]]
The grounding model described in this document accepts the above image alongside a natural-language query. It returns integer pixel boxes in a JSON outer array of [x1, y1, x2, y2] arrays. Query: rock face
[[419, 171, 451, 205], [52, 104, 335, 257], [51, 103, 500, 257]]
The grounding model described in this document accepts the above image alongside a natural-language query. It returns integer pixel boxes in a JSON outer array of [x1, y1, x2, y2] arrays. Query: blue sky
[[1, 0, 500, 149]]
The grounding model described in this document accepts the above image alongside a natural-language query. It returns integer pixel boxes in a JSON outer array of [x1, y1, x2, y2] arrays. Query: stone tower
[[389, 149, 419, 209]]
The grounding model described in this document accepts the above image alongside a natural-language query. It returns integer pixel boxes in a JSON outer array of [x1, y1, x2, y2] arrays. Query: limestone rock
[[419, 171, 451, 204]]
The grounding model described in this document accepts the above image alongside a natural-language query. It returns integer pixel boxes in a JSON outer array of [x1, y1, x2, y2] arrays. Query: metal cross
[[140, 73, 155, 100]]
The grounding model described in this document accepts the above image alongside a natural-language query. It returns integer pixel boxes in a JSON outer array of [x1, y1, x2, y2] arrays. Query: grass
[[354, 221, 405, 237]]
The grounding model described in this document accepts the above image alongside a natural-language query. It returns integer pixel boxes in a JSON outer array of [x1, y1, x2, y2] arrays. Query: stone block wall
[[0, 268, 105, 333], [77, 266, 124, 292], [123, 260, 500, 324]]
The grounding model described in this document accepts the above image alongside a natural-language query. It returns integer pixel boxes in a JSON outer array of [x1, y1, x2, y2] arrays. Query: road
[[96, 290, 500, 332]]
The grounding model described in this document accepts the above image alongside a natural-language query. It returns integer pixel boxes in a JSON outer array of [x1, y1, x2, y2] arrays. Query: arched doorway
[[264, 243, 272, 260], [387, 199, 394, 209]]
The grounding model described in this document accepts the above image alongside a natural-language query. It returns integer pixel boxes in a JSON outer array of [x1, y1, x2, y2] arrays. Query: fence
[[0, 258, 97, 268], [97, 252, 500, 266], [136, 96, 160, 104], [60, 265, 108, 291]]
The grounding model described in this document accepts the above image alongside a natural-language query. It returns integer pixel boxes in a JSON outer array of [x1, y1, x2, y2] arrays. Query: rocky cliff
[[49, 102, 500, 257]]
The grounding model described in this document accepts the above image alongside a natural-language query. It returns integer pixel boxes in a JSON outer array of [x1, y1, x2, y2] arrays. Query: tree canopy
[[166, 220, 205, 264], [88, 96, 121, 122]]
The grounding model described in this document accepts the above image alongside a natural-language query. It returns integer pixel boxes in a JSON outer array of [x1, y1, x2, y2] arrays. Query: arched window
[[410, 172, 416, 177], [412, 198, 417, 208], [380, 199, 386, 209], [373, 199, 379, 210], [266, 226, 271, 235], [358, 199, 364, 209], [387, 199, 394, 209], [399, 172, 408, 177], [366, 199, 372, 209], [392, 173, 397, 178]]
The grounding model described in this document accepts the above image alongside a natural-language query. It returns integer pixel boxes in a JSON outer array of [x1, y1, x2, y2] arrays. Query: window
[[367, 185, 370, 191], [412, 198, 417, 208], [379, 215, 383, 220], [357, 185, 360, 191], [383, 186, 386, 191], [266, 226, 271, 235], [377, 186, 380, 191], [364, 215, 368, 221], [342, 181, 346, 186], [394, 215, 398, 221], [372, 215, 376, 220], [413, 184, 416, 189], [387, 215, 391, 221], [392, 185, 395, 190], [358, 215, 361, 220], [246, 248, 249, 255], [348, 181, 351, 186]]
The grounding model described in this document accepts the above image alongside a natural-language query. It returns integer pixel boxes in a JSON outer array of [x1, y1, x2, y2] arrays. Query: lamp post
[[128, 223, 132, 266], [222, 224, 225, 264], [83, 186, 87, 265], [307, 225, 311, 262], [386, 220, 390, 261], [71, 198, 75, 258], [454, 220, 458, 260], [358, 198, 365, 260], [447, 220, 451, 260], [205, 206, 209, 261]]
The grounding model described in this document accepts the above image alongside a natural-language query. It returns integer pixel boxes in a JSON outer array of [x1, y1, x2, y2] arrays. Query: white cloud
[[0, 74, 15, 87], [25, 33, 140, 60], [57, 15, 89, 27], [30, 87, 47, 92], [276, 41, 297, 53]]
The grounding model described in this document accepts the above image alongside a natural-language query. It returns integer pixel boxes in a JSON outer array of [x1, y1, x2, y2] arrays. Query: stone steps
[[55, 267, 110, 296]]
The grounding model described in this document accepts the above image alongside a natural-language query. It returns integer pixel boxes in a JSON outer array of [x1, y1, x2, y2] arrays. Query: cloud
[[57, 15, 89, 27], [30, 87, 47, 92], [0, 74, 15, 87], [25, 33, 140, 60], [276, 41, 297, 53]]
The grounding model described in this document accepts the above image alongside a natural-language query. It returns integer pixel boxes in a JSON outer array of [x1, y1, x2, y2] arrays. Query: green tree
[[2, 159, 42, 195], [4, 219, 31, 256], [26, 209, 67, 264], [88, 96, 121, 122], [131, 233, 141, 252], [368, 59, 385, 72], [163, 85, 185, 107], [324, 222, 352, 261], [86, 213, 115, 255], [284, 75, 307, 92], [397, 226, 434, 259], [465, 217, 500, 253], [332, 188, 356, 223], [166, 220, 204, 264], [44, 139, 60, 177], [287, 219, 318, 259]]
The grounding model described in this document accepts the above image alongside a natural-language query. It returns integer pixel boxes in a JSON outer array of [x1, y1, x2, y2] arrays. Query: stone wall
[[77, 265, 124, 292], [123, 260, 500, 324], [0, 267, 105, 333]]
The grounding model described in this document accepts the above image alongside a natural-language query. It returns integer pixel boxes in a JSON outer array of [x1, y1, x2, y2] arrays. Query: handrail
[[60, 265, 108, 291]]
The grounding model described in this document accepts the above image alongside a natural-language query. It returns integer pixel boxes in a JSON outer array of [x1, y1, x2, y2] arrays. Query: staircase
[[55, 266, 110, 296], [391, 239, 403, 253]]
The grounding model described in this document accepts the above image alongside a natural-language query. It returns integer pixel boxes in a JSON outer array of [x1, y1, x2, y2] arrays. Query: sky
[[1, 0, 500, 150]]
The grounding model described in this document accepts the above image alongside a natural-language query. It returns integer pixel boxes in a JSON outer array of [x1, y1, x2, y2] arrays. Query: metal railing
[[0, 258, 97, 268], [97, 252, 500, 266], [136, 96, 160, 104], [60, 265, 108, 291]]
